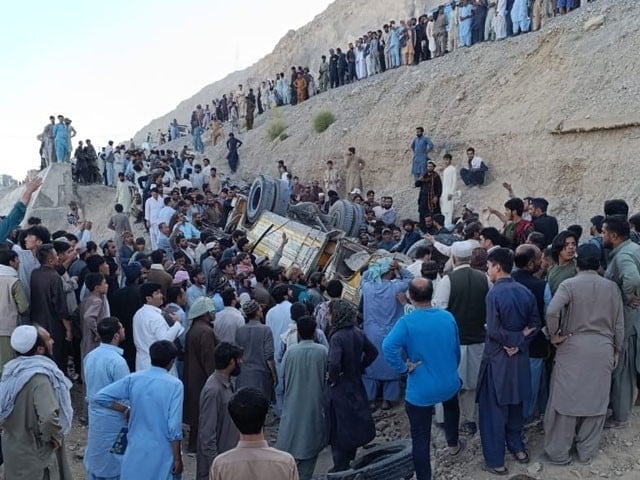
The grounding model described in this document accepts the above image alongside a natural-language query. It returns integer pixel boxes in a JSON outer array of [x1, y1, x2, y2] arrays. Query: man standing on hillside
[[226, 133, 243, 174], [495, 198, 534, 249], [319, 55, 330, 92], [145, 187, 163, 249], [54, 115, 69, 164], [245, 89, 256, 130], [408, 127, 434, 182], [602, 216, 640, 429], [329, 49, 339, 89], [276, 316, 328, 480], [544, 244, 624, 464], [133, 283, 183, 374], [107, 204, 132, 250], [0, 325, 73, 480], [30, 244, 72, 371], [416, 161, 442, 232], [441, 154, 457, 226], [477, 249, 540, 475], [40, 116, 57, 166], [83, 317, 130, 480], [530, 198, 558, 248], [433, 240, 489, 435], [362, 258, 413, 410], [196, 342, 242, 480], [94, 340, 184, 480]]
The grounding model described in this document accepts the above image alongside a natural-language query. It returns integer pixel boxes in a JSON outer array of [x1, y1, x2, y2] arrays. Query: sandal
[[448, 439, 465, 457], [513, 450, 530, 464], [482, 465, 509, 476]]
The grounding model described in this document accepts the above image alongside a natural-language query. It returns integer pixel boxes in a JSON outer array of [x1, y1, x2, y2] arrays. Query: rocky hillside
[[134, 0, 440, 136], [136, 0, 640, 230]]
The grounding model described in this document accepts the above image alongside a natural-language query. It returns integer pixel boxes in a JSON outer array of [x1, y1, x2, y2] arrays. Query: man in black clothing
[[511, 244, 551, 423], [109, 262, 144, 371], [101, 240, 120, 304], [414, 16, 427, 63], [530, 197, 559, 248], [472, 0, 488, 44], [337, 48, 348, 86], [346, 44, 357, 82], [329, 49, 339, 88]]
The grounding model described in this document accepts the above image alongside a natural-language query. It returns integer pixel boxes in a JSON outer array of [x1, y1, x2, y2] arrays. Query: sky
[[0, 0, 333, 180]]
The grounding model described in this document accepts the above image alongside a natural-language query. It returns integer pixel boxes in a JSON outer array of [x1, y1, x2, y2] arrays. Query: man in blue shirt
[[361, 258, 413, 410], [94, 340, 184, 480], [0, 177, 42, 244], [408, 127, 434, 182], [477, 248, 541, 475], [383, 278, 463, 480], [83, 317, 130, 480]]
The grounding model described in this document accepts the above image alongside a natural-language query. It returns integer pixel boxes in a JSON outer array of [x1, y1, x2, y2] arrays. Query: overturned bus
[[220, 174, 411, 305]]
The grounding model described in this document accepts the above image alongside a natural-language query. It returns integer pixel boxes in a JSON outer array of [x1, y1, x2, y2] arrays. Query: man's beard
[[231, 364, 242, 377]]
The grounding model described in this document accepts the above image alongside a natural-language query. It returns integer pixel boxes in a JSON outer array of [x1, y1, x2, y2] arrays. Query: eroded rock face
[[135, 0, 640, 229]]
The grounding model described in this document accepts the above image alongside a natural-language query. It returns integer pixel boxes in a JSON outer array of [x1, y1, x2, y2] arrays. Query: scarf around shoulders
[[0, 355, 73, 434]]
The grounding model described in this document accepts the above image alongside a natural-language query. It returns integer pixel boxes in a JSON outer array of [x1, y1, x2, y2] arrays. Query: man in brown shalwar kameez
[[544, 244, 624, 464], [344, 147, 365, 196]]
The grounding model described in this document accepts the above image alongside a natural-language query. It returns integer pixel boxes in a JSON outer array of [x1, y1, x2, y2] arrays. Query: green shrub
[[312, 110, 336, 133], [267, 120, 287, 141]]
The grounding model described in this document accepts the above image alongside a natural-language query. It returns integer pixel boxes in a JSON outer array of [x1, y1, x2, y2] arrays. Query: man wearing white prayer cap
[[432, 239, 490, 435], [0, 325, 73, 479]]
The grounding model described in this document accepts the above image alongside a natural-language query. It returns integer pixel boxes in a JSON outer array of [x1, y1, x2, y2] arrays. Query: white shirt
[[407, 260, 424, 279], [214, 306, 245, 344], [432, 264, 490, 309], [433, 239, 481, 258], [144, 196, 164, 225], [202, 165, 211, 185], [265, 301, 292, 363], [133, 304, 183, 374], [178, 179, 193, 189], [373, 206, 397, 226], [469, 156, 484, 169]]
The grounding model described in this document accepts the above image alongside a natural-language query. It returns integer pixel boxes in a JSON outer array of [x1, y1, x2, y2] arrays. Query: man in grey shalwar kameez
[[544, 244, 624, 464], [39, 116, 57, 167], [0, 325, 73, 480], [602, 216, 640, 428], [234, 300, 276, 402], [276, 316, 328, 480]]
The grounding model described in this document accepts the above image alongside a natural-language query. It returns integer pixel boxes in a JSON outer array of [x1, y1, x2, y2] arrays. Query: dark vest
[[512, 269, 550, 359], [447, 267, 488, 345]]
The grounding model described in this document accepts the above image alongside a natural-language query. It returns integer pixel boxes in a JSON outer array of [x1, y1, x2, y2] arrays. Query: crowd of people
[[146, 0, 596, 149], [2, 128, 640, 480], [10, 1, 627, 480]]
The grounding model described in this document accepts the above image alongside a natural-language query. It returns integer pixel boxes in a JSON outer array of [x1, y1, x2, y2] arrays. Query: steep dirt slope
[[144, 0, 640, 229], [134, 0, 440, 138]]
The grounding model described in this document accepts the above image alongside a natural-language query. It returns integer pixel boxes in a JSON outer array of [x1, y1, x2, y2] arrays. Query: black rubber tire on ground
[[272, 178, 291, 217], [325, 439, 414, 480], [246, 175, 276, 223], [329, 199, 356, 235]]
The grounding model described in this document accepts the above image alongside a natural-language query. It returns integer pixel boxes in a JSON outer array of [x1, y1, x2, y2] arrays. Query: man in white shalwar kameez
[[494, 0, 508, 40], [441, 154, 457, 227]]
